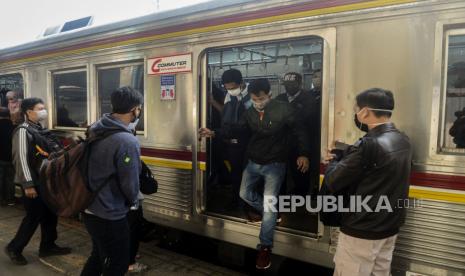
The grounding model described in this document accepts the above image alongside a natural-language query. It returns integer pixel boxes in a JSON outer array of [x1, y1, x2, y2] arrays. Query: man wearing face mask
[[323, 88, 412, 276], [205, 69, 252, 209], [276, 72, 320, 196], [80, 86, 142, 276], [201, 78, 310, 270], [5, 98, 71, 265]]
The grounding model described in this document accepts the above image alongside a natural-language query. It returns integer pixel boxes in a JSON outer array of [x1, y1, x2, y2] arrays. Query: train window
[[0, 73, 24, 125], [97, 62, 144, 131], [442, 33, 465, 153], [52, 70, 88, 128], [204, 37, 323, 234]]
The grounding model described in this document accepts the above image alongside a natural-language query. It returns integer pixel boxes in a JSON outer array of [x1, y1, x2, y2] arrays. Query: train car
[[1, 0, 465, 274]]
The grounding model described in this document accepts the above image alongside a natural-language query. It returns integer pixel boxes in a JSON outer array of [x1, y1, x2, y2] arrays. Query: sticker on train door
[[161, 75, 176, 100]]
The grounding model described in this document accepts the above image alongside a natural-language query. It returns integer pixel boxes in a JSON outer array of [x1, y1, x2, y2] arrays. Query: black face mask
[[284, 83, 301, 96], [354, 114, 369, 132]]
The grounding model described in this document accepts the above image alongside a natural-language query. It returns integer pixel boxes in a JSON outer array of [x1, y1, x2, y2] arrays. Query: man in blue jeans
[[200, 78, 310, 270]]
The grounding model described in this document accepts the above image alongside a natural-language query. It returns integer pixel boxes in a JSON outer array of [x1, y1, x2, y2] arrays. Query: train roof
[[0, 0, 422, 64]]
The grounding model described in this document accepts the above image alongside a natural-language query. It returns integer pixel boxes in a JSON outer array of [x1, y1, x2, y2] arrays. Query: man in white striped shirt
[[5, 97, 71, 265]]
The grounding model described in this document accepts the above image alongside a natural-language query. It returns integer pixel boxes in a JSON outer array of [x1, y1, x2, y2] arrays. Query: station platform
[[0, 205, 245, 276]]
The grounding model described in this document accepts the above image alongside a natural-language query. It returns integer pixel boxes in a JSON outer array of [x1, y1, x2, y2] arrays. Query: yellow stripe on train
[[142, 156, 465, 205]]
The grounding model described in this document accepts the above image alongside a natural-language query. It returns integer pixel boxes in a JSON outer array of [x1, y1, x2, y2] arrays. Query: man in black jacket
[[276, 72, 320, 196], [324, 88, 412, 276], [200, 78, 310, 270]]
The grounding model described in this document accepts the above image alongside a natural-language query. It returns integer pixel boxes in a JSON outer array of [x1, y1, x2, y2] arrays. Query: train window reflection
[[53, 70, 87, 128], [0, 73, 24, 125], [205, 37, 323, 234], [97, 63, 144, 131], [443, 34, 465, 152]]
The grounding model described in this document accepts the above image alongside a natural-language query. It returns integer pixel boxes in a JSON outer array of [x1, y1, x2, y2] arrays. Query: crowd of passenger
[[0, 70, 413, 275]]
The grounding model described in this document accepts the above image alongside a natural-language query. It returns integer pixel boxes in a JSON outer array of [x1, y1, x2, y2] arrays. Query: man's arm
[[201, 111, 251, 139], [286, 106, 311, 158], [115, 138, 141, 206], [325, 145, 364, 193], [15, 128, 35, 189]]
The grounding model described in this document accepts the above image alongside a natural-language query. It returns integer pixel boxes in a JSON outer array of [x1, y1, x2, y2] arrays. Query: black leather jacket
[[325, 123, 412, 239]]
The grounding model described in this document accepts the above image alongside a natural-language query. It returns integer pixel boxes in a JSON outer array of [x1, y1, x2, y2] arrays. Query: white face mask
[[227, 87, 242, 97], [128, 118, 140, 131], [252, 97, 271, 111], [36, 110, 48, 121]]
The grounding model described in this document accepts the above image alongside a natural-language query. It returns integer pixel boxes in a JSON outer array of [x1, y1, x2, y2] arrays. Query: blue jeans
[[239, 160, 286, 247]]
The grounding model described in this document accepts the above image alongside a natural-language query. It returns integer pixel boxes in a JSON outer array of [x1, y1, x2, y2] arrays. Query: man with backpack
[[80, 86, 142, 276], [5, 98, 71, 265]]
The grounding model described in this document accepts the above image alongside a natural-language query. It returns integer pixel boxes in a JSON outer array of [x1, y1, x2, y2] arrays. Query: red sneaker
[[256, 246, 272, 270]]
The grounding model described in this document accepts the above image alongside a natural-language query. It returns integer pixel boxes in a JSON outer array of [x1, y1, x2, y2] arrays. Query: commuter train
[[1, 0, 465, 275]]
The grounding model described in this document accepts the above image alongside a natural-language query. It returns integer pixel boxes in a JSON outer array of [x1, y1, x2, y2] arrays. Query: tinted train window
[[204, 37, 323, 234], [0, 73, 24, 125], [97, 63, 144, 131], [443, 34, 465, 153], [53, 70, 87, 128]]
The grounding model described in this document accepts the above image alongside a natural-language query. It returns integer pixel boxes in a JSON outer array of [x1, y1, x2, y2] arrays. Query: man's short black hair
[[221, 69, 243, 85], [21, 97, 44, 115], [111, 86, 144, 114], [0, 107, 10, 118], [248, 78, 271, 96], [356, 88, 394, 118]]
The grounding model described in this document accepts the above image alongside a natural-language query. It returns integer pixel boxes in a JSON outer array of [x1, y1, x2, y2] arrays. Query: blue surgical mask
[[128, 118, 140, 131]]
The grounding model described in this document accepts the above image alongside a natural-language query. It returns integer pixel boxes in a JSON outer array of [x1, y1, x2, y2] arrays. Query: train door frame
[[195, 26, 336, 240]]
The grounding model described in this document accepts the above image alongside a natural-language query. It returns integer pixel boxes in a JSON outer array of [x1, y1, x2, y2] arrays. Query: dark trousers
[[7, 192, 58, 253], [81, 213, 130, 276], [127, 207, 143, 265], [0, 161, 15, 203], [281, 152, 312, 196], [226, 144, 247, 205]]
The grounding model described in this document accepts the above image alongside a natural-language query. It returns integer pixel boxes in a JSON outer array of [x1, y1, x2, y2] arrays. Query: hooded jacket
[[86, 114, 141, 220]]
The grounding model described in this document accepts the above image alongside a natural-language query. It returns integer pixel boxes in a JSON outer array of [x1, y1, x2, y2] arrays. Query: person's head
[[222, 69, 244, 96], [21, 97, 47, 123], [111, 86, 143, 126], [248, 78, 271, 111], [354, 88, 394, 131], [282, 72, 302, 96], [312, 69, 322, 90], [6, 91, 17, 103], [0, 107, 10, 119]]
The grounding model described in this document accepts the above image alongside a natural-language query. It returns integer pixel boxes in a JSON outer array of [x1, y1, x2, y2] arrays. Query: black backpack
[[139, 160, 158, 195]]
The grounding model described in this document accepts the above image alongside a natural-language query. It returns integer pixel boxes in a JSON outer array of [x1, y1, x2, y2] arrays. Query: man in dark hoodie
[[81, 86, 142, 276]]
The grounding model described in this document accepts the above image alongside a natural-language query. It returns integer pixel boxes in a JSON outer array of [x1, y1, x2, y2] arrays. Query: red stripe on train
[[319, 163, 465, 191], [143, 149, 465, 191]]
